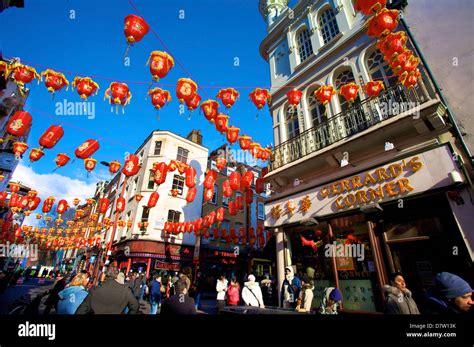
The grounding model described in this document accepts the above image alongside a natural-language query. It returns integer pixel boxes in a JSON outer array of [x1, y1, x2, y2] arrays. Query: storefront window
[[286, 222, 335, 310], [330, 214, 378, 312]]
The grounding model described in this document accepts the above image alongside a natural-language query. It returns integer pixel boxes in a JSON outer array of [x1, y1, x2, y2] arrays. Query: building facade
[[260, 0, 473, 312], [95, 130, 208, 278]]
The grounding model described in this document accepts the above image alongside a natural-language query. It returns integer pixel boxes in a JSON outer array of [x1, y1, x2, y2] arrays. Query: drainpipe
[[400, 17, 474, 167]]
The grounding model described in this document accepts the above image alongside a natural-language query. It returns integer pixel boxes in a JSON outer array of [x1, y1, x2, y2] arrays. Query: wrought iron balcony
[[269, 72, 439, 171]]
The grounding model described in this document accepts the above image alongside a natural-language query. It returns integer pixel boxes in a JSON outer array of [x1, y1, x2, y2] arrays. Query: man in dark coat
[[43, 273, 66, 314], [425, 272, 473, 315], [76, 266, 139, 314], [160, 279, 197, 315]]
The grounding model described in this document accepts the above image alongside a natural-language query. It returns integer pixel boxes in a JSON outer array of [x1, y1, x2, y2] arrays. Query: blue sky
[[1, 0, 274, 182]]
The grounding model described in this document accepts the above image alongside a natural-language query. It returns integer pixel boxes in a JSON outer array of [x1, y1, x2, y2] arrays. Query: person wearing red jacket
[[227, 277, 240, 306]]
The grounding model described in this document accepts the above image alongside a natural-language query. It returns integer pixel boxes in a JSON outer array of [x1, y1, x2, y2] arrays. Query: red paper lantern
[[204, 169, 218, 189], [222, 180, 232, 198], [215, 114, 229, 133], [364, 80, 384, 98], [241, 171, 253, 191], [286, 89, 303, 107], [216, 157, 227, 171], [71, 76, 99, 102], [339, 83, 360, 103], [239, 135, 252, 150], [194, 218, 203, 231], [397, 56, 420, 80], [217, 88, 239, 109], [216, 207, 225, 222], [186, 187, 197, 203], [367, 9, 399, 38], [6, 111, 32, 137], [9, 63, 40, 90], [390, 49, 413, 74], [148, 192, 160, 208], [208, 211, 217, 225], [185, 166, 197, 188], [245, 189, 253, 205], [315, 85, 337, 105], [249, 142, 261, 158], [213, 228, 219, 240], [39, 125, 64, 149], [135, 194, 144, 202], [236, 195, 243, 210], [29, 148, 44, 163], [98, 198, 110, 214], [204, 188, 214, 202], [170, 189, 179, 197], [84, 158, 97, 172], [354, 0, 387, 15], [41, 69, 69, 95], [226, 126, 240, 144], [176, 78, 198, 103], [115, 197, 126, 213], [148, 88, 171, 110], [153, 162, 168, 185], [54, 153, 70, 169], [147, 51, 174, 82], [109, 160, 122, 175], [249, 88, 271, 109], [0, 192, 8, 206], [122, 154, 141, 177], [105, 82, 132, 113], [377, 31, 407, 61], [402, 69, 421, 89], [19, 195, 30, 210], [56, 199, 69, 215], [13, 142, 29, 159], [73, 198, 80, 206], [185, 94, 201, 112], [229, 201, 237, 216], [9, 193, 20, 208], [200, 100, 219, 123], [124, 14, 150, 44], [75, 139, 100, 160], [45, 196, 56, 206], [229, 171, 241, 191]]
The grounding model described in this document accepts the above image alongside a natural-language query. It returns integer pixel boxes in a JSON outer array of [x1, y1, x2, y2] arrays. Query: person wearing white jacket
[[216, 275, 228, 314], [242, 275, 265, 308]]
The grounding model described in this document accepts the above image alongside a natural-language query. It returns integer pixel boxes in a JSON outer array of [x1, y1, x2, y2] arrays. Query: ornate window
[[366, 49, 398, 87], [308, 89, 327, 125], [171, 174, 185, 196], [285, 106, 300, 139], [335, 69, 358, 113], [176, 147, 189, 164], [319, 8, 340, 44], [296, 28, 313, 64]]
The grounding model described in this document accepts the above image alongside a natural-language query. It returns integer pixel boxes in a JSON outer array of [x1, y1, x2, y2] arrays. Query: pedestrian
[[138, 273, 147, 301], [383, 272, 420, 314], [131, 273, 142, 301], [75, 266, 139, 314], [425, 272, 473, 314], [160, 279, 197, 315], [242, 275, 265, 308], [180, 273, 191, 291], [319, 287, 342, 314], [296, 280, 314, 312], [260, 274, 277, 307], [227, 277, 240, 306], [216, 275, 228, 314], [43, 272, 66, 314], [149, 274, 162, 315], [57, 273, 89, 314], [191, 272, 205, 310], [280, 266, 302, 309]]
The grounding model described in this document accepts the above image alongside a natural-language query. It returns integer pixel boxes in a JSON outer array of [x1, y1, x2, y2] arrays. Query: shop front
[[265, 144, 473, 312], [113, 240, 194, 278]]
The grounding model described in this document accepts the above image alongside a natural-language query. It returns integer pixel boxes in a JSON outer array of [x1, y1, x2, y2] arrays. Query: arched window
[[308, 89, 326, 126], [366, 49, 398, 88], [319, 8, 340, 44], [335, 69, 358, 113], [296, 28, 313, 63], [285, 106, 300, 139]]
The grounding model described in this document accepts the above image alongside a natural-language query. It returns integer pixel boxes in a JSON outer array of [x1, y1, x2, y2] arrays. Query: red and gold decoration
[[216, 157, 227, 171], [339, 83, 360, 104], [367, 8, 399, 38], [13, 141, 29, 160], [364, 80, 384, 98], [299, 195, 312, 215], [217, 88, 239, 110], [377, 31, 407, 61], [315, 85, 337, 106], [148, 88, 171, 119], [54, 153, 70, 171], [124, 14, 150, 56], [122, 154, 141, 177], [215, 114, 229, 133], [39, 125, 64, 150], [354, 0, 387, 16], [200, 100, 219, 123], [29, 148, 45, 163], [176, 78, 198, 104], [104, 82, 132, 114], [71, 77, 99, 101], [75, 139, 100, 160], [286, 89, 303, 108], [108, 160, 122, 175], [84, 158, 97, 173], [146, 51, 174, 82], [41, 69, 69, 96], [9, 62, 40, 94], [6, 111, 32, 138], [226, 126, 240, 144]]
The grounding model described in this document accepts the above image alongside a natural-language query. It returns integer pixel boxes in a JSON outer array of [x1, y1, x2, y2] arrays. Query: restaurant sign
[[265, 145, 461, 227]]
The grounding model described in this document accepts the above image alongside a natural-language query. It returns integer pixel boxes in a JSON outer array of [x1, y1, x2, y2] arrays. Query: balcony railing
[[269, 70, 438, 171]]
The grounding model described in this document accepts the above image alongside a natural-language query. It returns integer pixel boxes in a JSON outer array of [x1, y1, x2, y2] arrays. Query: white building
[[259, 0, 473, 312]]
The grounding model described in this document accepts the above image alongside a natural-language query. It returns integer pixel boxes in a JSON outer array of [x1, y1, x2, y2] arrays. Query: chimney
[[186, 129, 203, 145]]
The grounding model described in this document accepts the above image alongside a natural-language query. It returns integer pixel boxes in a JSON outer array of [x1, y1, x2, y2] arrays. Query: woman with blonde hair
[[57, 273, 89, 314]]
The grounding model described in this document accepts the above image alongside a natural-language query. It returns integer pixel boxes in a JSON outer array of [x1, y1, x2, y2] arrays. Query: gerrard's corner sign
[[265, 145, 463, 228]]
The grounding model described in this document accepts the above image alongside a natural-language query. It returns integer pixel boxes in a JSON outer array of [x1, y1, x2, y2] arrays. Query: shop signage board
[[265, 145, 461, 228]]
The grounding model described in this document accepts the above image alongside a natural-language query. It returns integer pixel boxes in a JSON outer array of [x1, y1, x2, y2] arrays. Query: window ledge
[[317, 32, 343, 54]]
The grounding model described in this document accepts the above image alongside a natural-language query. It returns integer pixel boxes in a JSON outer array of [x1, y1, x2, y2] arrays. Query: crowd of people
[[0, 265, 472, 315]]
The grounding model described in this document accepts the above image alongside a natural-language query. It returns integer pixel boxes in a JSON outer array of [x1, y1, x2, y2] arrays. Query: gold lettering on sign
[[299, 195, 312, 215], [271, 205, 282, 219]]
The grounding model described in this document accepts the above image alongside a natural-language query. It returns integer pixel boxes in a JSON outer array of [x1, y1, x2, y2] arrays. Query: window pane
[[319, 8, 340, 44], [141, 207, 150, 221], [172, 175, 185, 195], [177, 147, 189, 164], [258, 203, 265, 220], [297, 28, 313, 63], [148, 171, 155, 189], [154, 141, 162, 155], [210, 184, 218, 204]]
